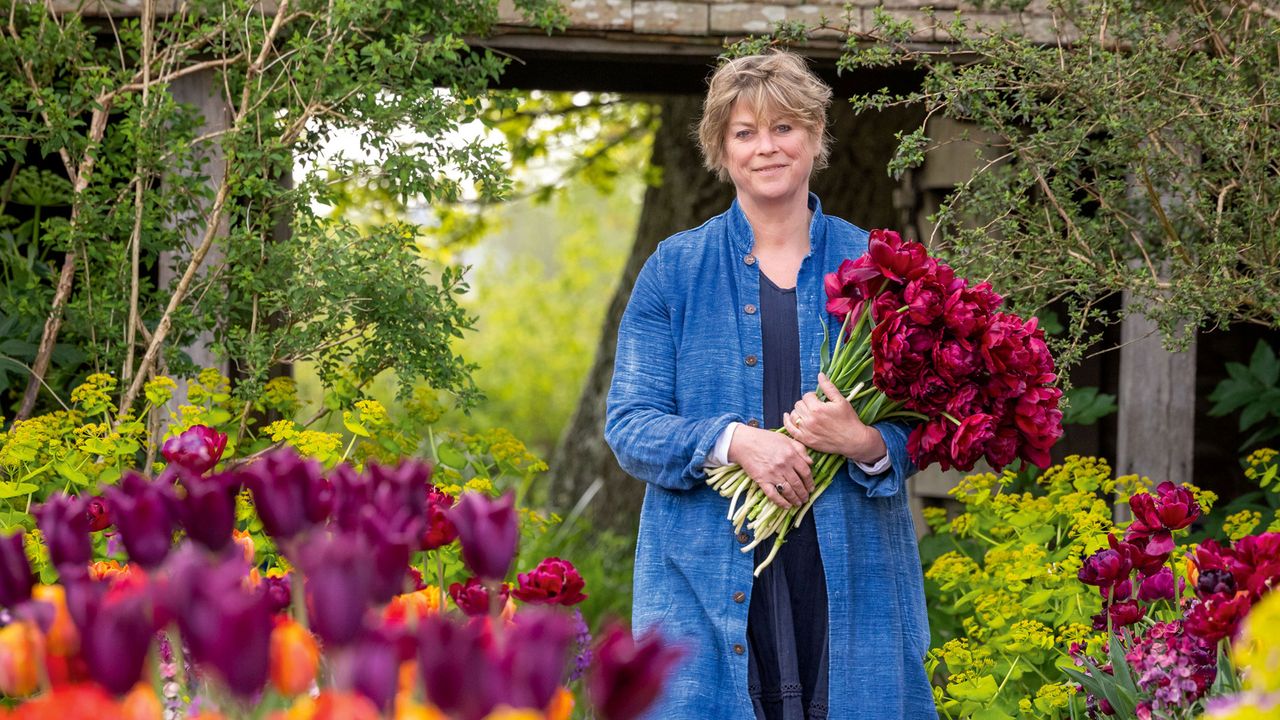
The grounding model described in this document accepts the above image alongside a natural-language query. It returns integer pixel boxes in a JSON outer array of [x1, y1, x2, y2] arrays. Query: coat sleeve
[[844, 419, 917, 498], [604, 250, 742, 491]]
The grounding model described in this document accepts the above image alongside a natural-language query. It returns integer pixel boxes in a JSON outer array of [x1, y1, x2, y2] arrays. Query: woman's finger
[[817, 372, 848, 406]]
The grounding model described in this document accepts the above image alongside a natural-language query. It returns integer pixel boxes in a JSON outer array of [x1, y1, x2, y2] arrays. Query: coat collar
[[726, 192, 827, 257]]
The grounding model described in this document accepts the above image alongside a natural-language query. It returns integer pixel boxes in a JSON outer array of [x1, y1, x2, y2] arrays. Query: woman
[[604, 51, 936, 719]]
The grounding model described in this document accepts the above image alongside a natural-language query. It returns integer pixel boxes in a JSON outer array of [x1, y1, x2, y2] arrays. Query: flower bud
[[0, 620, 43, 696], [270, 617, 320, 697]]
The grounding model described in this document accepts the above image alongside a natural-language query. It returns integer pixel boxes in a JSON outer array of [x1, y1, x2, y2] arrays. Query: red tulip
[[85, 496, 111, 532], [1185, 592, 1252, 643], [448, 576, 510, 617], [161, 424, 227, 475], [513, 557, 588, 606], [1078, 548, 1132, 589]]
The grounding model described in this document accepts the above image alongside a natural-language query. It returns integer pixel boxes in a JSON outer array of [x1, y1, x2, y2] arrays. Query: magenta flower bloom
[[449, 492, 519, 581], [0, 531, 34, 608], [352, 625, 402, 711], [1078, 548, 1132, 589], [294, 531, 372, 646], [168, 470, 241, 553], [162, 424, 227, 475], [85, 496, 111, 532], [448, 576, 510, 617], [104, 471, 175, 568], [1092, 599, 1146, 630], [34, 493, 92, 570], [513, 557, 588, 606], [1185, 592, 1252, 643], [78, 582, 154, 695], [1137, 566, 1177, 602], [1126, 482, 1202, 555], [241, 448, 325, 542], [418, 614, 503, 720], [588, 623, 685, 720], [500, 608, 576, 711], [422, 485, 459, 551]]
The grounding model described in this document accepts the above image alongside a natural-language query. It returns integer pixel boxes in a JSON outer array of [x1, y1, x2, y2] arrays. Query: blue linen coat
[[605, 195, 938, 719]]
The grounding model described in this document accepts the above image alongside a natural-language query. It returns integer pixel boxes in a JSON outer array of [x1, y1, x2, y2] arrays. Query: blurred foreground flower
[[450, 492, 518, 581], [588, 624, 685, 720]]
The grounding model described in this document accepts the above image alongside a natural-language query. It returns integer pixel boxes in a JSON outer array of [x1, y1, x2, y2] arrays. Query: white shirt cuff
[[705, 422, 740, 468], [853, 452, 891, 475]]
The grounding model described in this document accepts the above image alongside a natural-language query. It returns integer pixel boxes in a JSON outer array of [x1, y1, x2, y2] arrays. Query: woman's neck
[[738, 190, 812, 251]]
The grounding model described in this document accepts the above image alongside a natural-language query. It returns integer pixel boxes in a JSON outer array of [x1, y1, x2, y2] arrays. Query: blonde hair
[[698, 51, 834, 182]]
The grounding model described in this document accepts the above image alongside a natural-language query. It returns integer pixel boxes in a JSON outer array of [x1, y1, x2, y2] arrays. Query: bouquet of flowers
[[706, 230, 1063, 574]]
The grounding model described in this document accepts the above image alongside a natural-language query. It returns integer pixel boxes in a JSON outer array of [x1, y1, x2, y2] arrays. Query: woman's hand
[[783, 373, 886, 463], [727, 424, 814, 508]]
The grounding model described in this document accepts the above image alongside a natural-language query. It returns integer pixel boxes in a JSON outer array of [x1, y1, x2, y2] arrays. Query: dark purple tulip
[[366, 459, 431, 519], [241, 448, 324, 541], [329, 463, 370, 532], [418, 614, 502, 720], [85, 496, 112, 532], [168, 470, 241, 553], [162, 424, 228, 475], [104, 471, 174, 568], [360, 513, 416, 604], [1078, 548, 1132, 589], [1197, 568, 1236, 597], [263, 574, 292, 614], [295, 531, 372, 646], [1138, 566, 1177, 602], [0, 531, 35, 607], [588, 624, 685, 720], [500, 608, 576, 711], [34, 494, 92, 570], [170, 550, 271, 697], [78, 583, 154, 695], [351, 625, 402, 711], [450, 492, 519, 581]]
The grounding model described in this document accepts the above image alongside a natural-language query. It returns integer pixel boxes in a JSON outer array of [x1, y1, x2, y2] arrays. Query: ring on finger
[[774, 483, 786, 494], [794, 414, 804, 426]]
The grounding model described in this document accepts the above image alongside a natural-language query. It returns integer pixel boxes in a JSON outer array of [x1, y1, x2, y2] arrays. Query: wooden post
[[161, 69, 229, 405], [1115, 297, 1196, 494]]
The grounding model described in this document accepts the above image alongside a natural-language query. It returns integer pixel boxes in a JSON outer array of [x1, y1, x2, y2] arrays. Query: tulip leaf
[[0, 482, 38, 498]]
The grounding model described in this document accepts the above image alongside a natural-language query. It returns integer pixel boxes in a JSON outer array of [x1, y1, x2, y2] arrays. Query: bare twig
[[124, 0, 156, 386]]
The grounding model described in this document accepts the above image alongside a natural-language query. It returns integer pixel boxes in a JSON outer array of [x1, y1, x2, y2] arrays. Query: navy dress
[[747, 273, 830, 720]]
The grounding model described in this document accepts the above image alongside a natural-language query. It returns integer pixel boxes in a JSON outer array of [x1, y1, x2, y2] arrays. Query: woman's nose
[[757, 131, 777, 153]]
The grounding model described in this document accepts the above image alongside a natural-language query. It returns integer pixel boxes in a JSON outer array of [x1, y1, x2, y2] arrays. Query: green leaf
[[1062, 387, 1118, 426], [1250, 340, 1279, 386], [54, 461, 90, 487], [0, 482, 38, 499], [436, 443, 468, 469]]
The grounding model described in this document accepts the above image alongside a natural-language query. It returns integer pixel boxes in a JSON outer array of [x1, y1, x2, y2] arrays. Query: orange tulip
[[0, 620, 43, 696], [394, 700, 447, 720], [313, 691, 382, 720], [10, 683, 123, 720], [385, 587, 442, 627], [31, 585, 78, 657], [121, 683, 163, 720], [232, 529, 255, 564], [481, 709, 544, 720], [545, 687, 574, 720], [269, 617, 320, 696]]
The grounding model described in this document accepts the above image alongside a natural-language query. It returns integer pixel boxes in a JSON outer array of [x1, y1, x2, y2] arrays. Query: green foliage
[[922, 456, 1153, 718], [1061, 386, 1118, 427], [0, 0, 562, 423], [828, 1, 1280, 367], [1209, 340, 1280, 450]]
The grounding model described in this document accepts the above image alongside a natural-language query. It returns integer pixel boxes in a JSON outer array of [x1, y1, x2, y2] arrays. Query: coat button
[[744, 303, 757, 315], [736, 531, 749, 544], [733, 591, 746, 603], [733, 643, 746, 655], [744, 254, 756, 266], [744, 355, 757, 366], [746, 419, 760, 428]]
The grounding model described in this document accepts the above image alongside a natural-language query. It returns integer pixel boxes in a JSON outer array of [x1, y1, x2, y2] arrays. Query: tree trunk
[[547, 97, 921, 536]]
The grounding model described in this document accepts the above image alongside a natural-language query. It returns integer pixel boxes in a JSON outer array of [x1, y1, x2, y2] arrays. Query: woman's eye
[[775, 124, 792, 133], [735, 130, 752, 139]]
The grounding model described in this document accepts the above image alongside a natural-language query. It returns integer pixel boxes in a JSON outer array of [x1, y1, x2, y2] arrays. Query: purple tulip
[[500, 608, 576, 711], [450, 492, 519, 581], [1197, 568, 1236, 596], [241, 448, 324, 541], [360, 513, 416, 604], [33, 493, 92, 571], [294, 531, 372, 646], [169, 549, 272, 697], [104, 471, 175, 568], [0, 531, 34, 607], [75, 580, 154, 695], [587, 624, 685, 720], [418, 614, 502, 720], [351, 625, 402, 711], [329, 463, 370, 532], [162, 424, 228, 475], [1138, 566, 1177, 602], [366, 459, 431, 519], [1078, 548, 1132, 589], [263, 573, 292, 614], [168, 470, 241, 553]]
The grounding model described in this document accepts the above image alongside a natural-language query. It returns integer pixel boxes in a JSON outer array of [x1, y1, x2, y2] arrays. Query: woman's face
[[721, 99, 818, 207]]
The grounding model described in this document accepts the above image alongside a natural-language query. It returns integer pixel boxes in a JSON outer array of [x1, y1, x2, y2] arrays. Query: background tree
[[838, 0, 1280, 366], [0, 0, 560, 432]]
